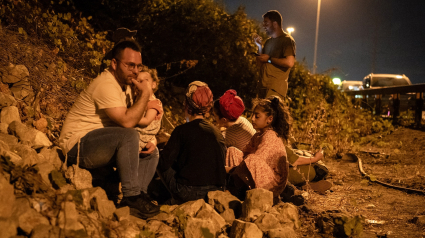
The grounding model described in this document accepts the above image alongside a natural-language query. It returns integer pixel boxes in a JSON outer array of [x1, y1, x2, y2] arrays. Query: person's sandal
[[302, 180, 332, 195]]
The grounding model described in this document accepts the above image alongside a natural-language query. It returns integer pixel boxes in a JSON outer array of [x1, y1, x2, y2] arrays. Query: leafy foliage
[[288, 61, 394, 153], [1, 0, 112, 76]]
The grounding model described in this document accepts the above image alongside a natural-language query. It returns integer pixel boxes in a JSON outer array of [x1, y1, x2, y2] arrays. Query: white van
[[340, 80, 363, 91], [363, 74, 411, 89]]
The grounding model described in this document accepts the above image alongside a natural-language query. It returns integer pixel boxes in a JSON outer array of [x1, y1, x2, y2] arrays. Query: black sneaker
[[119, 193, 160, 219]]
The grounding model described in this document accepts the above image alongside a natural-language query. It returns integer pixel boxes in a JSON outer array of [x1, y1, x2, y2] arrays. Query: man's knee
[[122, 128, 140, 143]]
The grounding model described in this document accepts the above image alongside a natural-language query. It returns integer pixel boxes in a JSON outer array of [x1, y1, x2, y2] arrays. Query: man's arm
[[104, 79, 152, 128], [257, 54, 295, 69]]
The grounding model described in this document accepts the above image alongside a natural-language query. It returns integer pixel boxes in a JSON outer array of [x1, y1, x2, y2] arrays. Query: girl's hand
[[252, 33, 262, 47], [140, 141, 156, 154]]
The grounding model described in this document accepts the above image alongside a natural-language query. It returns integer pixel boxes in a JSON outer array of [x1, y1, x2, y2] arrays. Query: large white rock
[[0, 122, 8, 134], [254, 213, 281, 232], [241, 189, 273, 222], [57, 201, 85, 231], [38, 146, 63, 170], [0, 106, 21, 125], [65, 165, 93, 190], [1, 64, 29, 84], [1, 150, 23, 166], [173, 199, 205, 217], [0, 173, 15, 218], [272, 202, 301, 229], [10, 143, 39, 166], [268, 227, 297, 238], [0, 133, 18, 146], [80, 187, 116, 219], [0, 92, 17, 109], [0, 218, 17, 238], [229, 219, 263, 238], [208, 190, 242, 223], [18, 208, 50, 235], [8, 121, 52, 149], [184, 217, 220, 238], [195, 203, 227, 231]]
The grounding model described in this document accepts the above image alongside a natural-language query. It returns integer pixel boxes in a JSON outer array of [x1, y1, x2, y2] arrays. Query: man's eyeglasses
[[116, 60, 143, 72]]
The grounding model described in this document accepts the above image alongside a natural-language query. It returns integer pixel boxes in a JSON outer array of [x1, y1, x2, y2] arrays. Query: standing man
[[59, 39, 160, 219], [253, 10, 296, 99]]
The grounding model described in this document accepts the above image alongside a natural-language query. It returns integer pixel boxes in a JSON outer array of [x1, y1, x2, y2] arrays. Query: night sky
[[219, 0, 425, 84]]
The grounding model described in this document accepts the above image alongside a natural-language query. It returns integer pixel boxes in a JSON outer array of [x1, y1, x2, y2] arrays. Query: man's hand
[[257, 54, 270, 63], [131, 78, 152, 97], [140, 141, 156, 154]]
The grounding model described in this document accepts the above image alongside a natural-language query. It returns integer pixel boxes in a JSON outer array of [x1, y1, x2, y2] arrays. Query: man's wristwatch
[[267, 57, 272, 64]]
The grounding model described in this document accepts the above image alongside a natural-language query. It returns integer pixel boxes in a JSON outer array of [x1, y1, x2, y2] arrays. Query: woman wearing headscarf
[[157, 81, 227, 204]]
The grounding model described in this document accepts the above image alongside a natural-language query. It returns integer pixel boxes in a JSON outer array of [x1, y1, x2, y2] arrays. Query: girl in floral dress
[[227, 96, 291, 200]]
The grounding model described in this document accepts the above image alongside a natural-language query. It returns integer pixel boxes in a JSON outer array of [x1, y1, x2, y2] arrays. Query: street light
[[286, 27, 294, 36], [313, 0, 321, 74]]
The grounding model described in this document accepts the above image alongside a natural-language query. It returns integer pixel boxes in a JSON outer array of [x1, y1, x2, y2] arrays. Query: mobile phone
[[250, 52, 260, 56], [321, 146, 328, 150]]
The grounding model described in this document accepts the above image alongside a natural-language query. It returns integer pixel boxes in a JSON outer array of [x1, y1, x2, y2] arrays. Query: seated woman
[[227, 96, 291, 200], [212, 89, 256, 151], [286, 147, 330, 192], [156, 81, 227, 204]]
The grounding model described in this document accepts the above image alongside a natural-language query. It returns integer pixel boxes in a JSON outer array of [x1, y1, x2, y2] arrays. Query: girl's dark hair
[[253, 96, 292, 141], [212, 100, 224, 118]]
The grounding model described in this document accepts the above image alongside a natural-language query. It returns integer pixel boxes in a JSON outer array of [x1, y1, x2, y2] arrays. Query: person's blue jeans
[[158, 167, 223, 204], [66, 127, 159, 197]]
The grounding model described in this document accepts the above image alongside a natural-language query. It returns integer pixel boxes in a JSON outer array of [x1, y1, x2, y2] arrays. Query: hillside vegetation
[[0, 0, 393, 155]]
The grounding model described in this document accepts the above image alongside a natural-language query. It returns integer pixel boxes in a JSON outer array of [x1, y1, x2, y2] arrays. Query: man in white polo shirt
[[59, 39, 160, 219]]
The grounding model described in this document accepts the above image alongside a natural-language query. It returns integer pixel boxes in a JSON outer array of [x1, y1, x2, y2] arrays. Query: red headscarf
[[219, 89, 245, 120], [185, 81, 213, 115]]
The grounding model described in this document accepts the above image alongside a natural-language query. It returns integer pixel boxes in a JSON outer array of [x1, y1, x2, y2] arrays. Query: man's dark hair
[[263, 10, 282, 27], [111, 39, 141, 60]]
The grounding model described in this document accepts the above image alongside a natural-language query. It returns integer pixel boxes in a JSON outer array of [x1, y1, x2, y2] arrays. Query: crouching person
[[157, 81, 227, 205]]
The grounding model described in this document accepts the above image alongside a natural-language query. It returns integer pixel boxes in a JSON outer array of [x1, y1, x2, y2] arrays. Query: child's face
[[212, 109, 226, 128], [137, 72, 156, 90], [251, 106, 273, 131]]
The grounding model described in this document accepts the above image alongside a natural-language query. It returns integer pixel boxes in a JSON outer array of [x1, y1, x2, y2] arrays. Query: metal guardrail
[[344, 83, 425, 126]]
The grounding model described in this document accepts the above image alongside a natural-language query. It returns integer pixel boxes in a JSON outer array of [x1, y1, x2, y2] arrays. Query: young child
[[134, 66, 163, 153], [212, 89, 256, 151], [227, 96, 291, 200]]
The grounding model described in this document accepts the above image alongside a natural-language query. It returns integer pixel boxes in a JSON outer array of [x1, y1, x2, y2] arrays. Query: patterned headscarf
[[185, 81, 213, 115], [219, 89, 245, 120]]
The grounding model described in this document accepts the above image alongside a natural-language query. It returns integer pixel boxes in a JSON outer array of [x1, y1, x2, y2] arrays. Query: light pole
[[286, 27, 294, 36], [313, 0, 321, 74]]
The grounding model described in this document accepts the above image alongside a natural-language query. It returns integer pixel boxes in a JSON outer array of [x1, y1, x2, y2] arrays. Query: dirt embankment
[[298, 127, 425, 237]]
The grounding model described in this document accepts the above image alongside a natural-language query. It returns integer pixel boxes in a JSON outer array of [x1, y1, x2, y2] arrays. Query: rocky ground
[[296, 127, 425, 238]]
